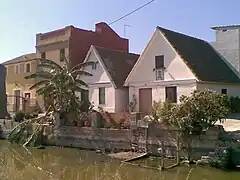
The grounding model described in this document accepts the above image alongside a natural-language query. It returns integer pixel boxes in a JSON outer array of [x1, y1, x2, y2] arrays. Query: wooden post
[[145, 127, 148, 152], [161, 141, 165, 169], [176, 131, 180, 165]]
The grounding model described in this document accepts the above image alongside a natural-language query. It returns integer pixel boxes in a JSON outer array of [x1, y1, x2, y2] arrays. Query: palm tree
[[25, 57, 93, 118]]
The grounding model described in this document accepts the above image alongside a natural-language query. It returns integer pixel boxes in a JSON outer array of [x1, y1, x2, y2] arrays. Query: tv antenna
[[124, 24, 131, 37]]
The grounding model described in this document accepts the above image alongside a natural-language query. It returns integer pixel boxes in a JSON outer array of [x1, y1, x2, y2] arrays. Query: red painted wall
[[69, 22, 129, 67]]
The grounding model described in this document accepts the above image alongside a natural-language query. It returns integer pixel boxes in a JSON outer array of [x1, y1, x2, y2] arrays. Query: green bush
[[14, 111, 25, 122], [229, 96, 240, 113], [24, 112, 34, 120]]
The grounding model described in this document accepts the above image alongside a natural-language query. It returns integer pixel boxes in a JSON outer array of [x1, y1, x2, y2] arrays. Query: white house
[[80, 45, 139, 113], [124, 26, 240, 113]]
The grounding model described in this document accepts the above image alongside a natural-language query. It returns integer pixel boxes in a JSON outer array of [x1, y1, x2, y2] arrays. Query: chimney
[[95, 22, 108, 34]]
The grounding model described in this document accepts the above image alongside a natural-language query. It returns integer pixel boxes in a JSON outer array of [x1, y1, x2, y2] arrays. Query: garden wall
[[51, 121, 223, 159], [0, 119, 223, 160], [0, 119, 18, 139]]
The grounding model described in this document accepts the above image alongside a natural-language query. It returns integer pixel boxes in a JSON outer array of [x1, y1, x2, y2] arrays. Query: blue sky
[[0, 0, 239, 62]]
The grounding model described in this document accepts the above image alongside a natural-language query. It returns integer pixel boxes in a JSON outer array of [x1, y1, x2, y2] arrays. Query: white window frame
[[15, 64, 20, 74], [25, 63, 31, 73]]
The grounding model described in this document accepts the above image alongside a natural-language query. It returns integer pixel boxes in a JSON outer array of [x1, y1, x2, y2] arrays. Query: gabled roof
[[157, 26, 240, 84], [92, 46, 139, 88], [3, 53, 36, 65]]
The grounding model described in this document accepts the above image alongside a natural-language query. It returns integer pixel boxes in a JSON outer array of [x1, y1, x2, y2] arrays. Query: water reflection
[[0, 141, 239, 180]]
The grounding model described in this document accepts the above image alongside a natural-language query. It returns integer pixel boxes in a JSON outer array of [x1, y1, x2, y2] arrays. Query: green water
[[0, 141, 239, 180]]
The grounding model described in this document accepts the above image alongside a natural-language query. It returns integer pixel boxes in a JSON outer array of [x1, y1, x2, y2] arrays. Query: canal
[[0, 140, 239, 180]]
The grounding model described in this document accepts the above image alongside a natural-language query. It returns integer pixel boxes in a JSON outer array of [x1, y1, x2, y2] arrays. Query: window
[[99, 87, 105, 105], [15, 65, 20, 74], [24, 92, 31, 99], [165, 86, 177, 103], [155, 55, 164, 69], [221, 89, 227, 95], [60, 49, 65, 62], [41, 52, 46, 59], [92, 62, 97, 70], [25, 63, 31, 73], [155, 55, 164, 80]]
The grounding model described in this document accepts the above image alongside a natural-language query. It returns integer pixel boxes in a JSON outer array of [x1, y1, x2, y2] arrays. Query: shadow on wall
[[0, 65, 8, 118]]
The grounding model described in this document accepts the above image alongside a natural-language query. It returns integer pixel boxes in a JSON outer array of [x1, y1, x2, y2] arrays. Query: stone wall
[[0, 119, 222, 159], [52, 121, 222, 159], [54, 126, 133, 151], [0, 119, 18, 139]]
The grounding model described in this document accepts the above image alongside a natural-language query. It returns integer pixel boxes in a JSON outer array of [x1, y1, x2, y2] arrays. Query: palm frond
[[25, 71, 53, 80], [70, 61, 95, 72], [75, 79, 88, 88], [36, 84, 54, 95], [72, 70, 92, 77], [72, 85, 88, 92], [37, 63, 61, 71], [29, 80, 49, 90], [39, 58, 62, 70]]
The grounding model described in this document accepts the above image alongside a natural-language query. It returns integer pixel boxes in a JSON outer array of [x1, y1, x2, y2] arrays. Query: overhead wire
[[108, 0, 156, 25]]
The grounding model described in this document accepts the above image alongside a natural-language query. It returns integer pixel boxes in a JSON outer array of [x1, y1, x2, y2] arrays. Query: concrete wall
[[0, 119, 221, 159], [197, 82, 240, 97], [55, 127, 133, 150], [0, 119, 18, 139], [211, 28, 240, 72], [53, 122, 221, 159]]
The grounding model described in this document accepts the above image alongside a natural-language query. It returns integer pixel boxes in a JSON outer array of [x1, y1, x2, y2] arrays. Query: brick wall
[[69, 22, 129, 67]]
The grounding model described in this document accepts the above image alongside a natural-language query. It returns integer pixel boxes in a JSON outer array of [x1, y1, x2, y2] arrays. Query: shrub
[[14, 111, 25, 122], [152, 89, 230, 160]]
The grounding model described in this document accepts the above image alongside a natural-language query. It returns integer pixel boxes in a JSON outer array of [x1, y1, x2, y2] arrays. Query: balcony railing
[[155, 68, 164, 80]]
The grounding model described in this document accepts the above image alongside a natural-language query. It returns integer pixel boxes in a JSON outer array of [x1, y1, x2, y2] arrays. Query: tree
[[8, 58, 94, 146], [25, 58, 93, 120], [152, 89, 230, 163]]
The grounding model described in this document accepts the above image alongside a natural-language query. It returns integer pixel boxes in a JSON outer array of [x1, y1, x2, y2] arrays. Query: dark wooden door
[[14, 90, 21, 111], [139, 88, 152, 114], [165, 86, 177, 103]]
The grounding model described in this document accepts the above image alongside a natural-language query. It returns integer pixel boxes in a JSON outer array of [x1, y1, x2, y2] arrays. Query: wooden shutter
[[99, 87, 105, 105]]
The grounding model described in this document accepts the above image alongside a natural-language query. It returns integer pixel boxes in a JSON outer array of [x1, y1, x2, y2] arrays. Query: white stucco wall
[[88, 84, 115, 112], [115, 88, 129, 112], [129, 81, 196, 112], [126, 29, 196, 85], [126, 29, 197, 112], [78, 50, 116, 112], [81, 51, 112, 84], [197, 82, 240, 97]]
